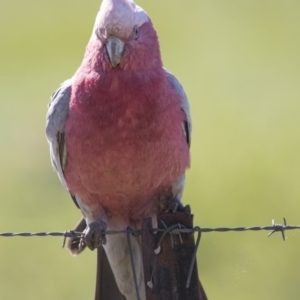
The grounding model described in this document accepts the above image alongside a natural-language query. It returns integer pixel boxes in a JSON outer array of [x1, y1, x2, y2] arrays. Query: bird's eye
[[95, 27, 107, 41], [132, 25, 140, 40]]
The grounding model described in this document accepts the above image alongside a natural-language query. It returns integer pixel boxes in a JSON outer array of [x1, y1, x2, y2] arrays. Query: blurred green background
[[0, 0, 299, 299]]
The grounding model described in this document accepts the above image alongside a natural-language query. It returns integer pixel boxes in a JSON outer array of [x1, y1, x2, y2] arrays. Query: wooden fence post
[[141, 212, 208, 300]]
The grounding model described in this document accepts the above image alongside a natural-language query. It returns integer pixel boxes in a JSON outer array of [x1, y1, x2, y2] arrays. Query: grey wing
[[164, 69, 192, 200], [164, 68, 192, 147], [45, 79, 79, 207]]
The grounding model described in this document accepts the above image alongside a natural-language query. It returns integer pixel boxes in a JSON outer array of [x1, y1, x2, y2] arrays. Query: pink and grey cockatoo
[[46, 0, 205, 299]]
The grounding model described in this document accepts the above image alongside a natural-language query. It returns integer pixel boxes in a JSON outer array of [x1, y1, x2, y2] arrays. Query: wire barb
[[267, 218, 287, 241]]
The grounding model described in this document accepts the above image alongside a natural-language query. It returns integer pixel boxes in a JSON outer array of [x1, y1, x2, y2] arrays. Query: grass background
[[0, 1, 300, 299]]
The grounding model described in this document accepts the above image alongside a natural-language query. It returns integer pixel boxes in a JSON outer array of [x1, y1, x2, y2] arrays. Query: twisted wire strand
[[0, 218, 297, 299], [1, 222, 298, 238]]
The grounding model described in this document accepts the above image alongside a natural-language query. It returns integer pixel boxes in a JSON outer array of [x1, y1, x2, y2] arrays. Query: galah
[[46, 0, 206, 299]]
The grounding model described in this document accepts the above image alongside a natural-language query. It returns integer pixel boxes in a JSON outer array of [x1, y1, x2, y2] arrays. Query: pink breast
[[64, 69, 189, 218]]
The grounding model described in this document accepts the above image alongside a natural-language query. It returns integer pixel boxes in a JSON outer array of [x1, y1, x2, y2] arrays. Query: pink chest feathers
[[64, 70, 190, 214]]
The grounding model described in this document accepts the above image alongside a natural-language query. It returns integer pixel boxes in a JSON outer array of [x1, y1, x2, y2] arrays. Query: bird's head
[[89, 0, 162, 71]]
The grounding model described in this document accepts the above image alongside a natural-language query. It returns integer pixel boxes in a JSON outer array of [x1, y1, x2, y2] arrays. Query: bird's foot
[[67, 218, 87, 255], [80, 221, 107, 251], [179, 204, 191, 215], [165, 197, 191, 216]]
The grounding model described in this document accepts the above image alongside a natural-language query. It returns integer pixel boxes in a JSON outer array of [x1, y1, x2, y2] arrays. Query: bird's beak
[[105, 36, 125, 67]]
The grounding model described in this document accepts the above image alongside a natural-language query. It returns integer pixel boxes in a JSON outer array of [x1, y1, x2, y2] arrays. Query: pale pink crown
[[92, 0, 149, 39]]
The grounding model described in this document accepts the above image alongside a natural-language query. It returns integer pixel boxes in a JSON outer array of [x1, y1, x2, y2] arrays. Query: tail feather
[[95, 246, 126, 300]]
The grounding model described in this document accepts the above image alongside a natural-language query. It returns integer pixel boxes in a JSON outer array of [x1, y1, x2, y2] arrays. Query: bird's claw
[[165, 197, 191, 216], [181, 204, 191, 215], [166, 197, 179, 212], [80, 221, 107, 251]]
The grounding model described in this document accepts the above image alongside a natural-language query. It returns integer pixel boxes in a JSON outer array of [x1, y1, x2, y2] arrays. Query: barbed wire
[[0, 218, 298, 241], [0, 217, 298, 299]]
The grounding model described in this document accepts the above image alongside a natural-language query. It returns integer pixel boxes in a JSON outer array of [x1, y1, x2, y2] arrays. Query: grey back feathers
[[164, 69, 192, 147], [46, 79, 72, 188]]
